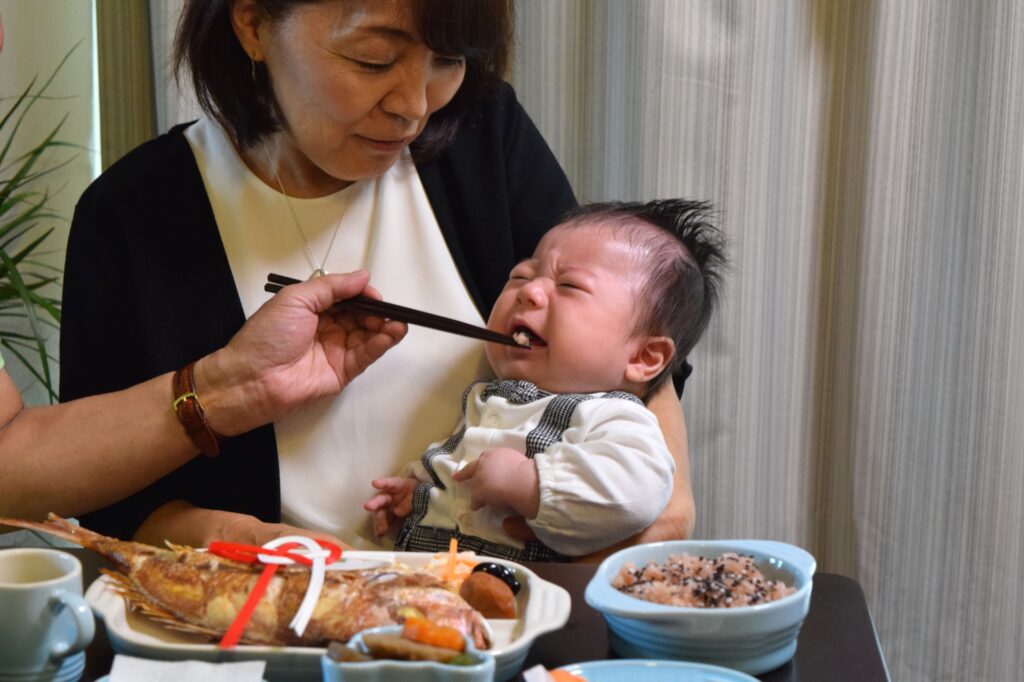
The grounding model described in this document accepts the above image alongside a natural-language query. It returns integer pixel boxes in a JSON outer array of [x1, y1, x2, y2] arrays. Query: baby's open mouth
[[511, 326, 547, 348]]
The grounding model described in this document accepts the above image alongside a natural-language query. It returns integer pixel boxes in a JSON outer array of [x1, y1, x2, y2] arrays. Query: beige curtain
[[96, 0, 155, 168], [513, 1, 1024, 680], [146, 1, 1023, 678]]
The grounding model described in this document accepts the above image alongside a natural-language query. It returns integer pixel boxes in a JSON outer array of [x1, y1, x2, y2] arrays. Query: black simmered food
[[472, 561, 521, 595]]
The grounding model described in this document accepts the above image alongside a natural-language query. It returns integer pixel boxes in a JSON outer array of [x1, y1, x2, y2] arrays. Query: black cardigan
[[60, 84, 579, 539]]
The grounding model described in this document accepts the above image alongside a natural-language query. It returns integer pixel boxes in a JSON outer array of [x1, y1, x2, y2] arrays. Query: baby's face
[[485, 223, 647, 394]]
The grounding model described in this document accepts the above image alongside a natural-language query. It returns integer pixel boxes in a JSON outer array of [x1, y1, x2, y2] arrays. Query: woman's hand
[[134, 500, 349, 550], [634, 381, 695, 541], [195, 271, 407, 435]]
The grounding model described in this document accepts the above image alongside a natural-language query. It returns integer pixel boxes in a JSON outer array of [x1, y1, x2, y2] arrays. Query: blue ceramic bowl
[[584, 540, 816, 676], [320, 624, 496, 682]]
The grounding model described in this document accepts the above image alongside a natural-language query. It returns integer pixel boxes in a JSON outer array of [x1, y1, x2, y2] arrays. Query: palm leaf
[[0, 339, 56, 402], [0, 47, 79, 403], [0, 43, 77, 165], [0, 250, 55, 398]]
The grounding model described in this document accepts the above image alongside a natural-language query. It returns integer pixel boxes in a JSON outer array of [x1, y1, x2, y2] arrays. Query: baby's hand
[[452, 448, 540, 518], [364, 477, 418, 537]]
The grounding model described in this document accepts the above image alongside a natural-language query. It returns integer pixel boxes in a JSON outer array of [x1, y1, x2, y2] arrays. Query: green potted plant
[[0, 21, 75, 403]]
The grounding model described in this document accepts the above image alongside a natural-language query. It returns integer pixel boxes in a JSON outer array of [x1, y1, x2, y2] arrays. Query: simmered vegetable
[[362, 632, 462, 663], [325, 617, 477, 667], [402, 615, 467, 651], [460, 570, 518, 618]]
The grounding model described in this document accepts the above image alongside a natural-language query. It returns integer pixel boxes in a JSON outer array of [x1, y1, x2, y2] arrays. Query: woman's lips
[[358, 135, 410, 153]]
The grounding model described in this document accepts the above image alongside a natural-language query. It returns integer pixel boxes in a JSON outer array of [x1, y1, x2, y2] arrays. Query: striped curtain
[[147, 1, 1024, 679], [512, 1, 1024, 680]]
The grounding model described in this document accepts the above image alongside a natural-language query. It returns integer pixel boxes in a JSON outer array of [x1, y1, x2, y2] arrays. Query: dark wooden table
[[76, 550, 889, 681]]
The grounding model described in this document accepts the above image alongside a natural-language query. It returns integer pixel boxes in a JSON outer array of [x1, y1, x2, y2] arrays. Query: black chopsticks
[[265, 273, 527, 348]]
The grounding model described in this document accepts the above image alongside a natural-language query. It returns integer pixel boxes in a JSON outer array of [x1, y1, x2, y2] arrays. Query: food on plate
[[522, 664, 586, 681], [326, 617, 479, 666], [422, 538, 479, 591], [361, 632, 471, 663], [472, 561, 521, 594], [459, 570, 517, 618], [612, 552, 795, 608], [325, 640, 374, 662], [402, 615, 466, 651], [420, 547, 520, 618], [0, 514, 490, 648]]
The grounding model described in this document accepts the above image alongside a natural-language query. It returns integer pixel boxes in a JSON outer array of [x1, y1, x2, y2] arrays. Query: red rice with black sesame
[[611, 552, 795, 608]]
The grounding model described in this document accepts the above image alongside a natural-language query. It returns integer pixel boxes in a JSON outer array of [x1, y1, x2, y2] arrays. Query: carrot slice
[[550, 671, 583, 682], [402, 616, 466, 652], [446, 537, 459, 581]]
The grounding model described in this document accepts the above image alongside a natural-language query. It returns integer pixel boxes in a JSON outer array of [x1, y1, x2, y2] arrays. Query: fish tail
[[0, 514, 90, 544], [0, 514, 139, 573]]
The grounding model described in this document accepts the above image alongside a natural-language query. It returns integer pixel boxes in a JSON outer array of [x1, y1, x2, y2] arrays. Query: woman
[[1, 272, 406, 531], [60, 0, 694, 554]]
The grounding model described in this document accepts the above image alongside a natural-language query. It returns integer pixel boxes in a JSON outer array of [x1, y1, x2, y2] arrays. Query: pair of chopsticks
[[265, 273, 527, 348]]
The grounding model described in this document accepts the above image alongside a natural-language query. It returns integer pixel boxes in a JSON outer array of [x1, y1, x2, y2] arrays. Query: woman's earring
[[250, 56, 257, 83]]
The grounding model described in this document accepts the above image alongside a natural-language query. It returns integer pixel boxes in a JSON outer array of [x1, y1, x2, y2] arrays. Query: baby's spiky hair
[[560, 199, 728, 390]]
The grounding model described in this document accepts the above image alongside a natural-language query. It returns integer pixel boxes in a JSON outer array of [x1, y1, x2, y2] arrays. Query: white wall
[[0, 0, 98, 405]]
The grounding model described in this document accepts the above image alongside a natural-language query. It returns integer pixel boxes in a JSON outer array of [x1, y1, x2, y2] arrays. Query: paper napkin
[[108, 654, 267, 682]]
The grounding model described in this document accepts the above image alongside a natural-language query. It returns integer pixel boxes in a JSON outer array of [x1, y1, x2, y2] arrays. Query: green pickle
[[448, 652, 477, 666]]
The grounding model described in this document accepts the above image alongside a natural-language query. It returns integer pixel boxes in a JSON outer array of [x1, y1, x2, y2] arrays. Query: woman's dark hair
[[560, 199, 728, 392], [174, 0, 514, 156]]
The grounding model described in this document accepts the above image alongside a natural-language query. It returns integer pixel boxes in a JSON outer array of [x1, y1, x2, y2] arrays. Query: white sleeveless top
[[185, 118, 493, 548]]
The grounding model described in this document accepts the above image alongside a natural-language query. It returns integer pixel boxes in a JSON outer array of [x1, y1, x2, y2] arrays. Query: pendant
[[310, 268, 327, 279]]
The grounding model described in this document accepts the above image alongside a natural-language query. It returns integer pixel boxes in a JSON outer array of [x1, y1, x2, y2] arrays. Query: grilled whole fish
[[0, 515, 490, 648]]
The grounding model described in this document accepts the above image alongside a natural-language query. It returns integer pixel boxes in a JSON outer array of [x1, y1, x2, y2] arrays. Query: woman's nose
[[381, 64, 429, 121]]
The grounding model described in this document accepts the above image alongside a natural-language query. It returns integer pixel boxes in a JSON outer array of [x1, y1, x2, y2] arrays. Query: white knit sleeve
[[527, 399, 675, 556]]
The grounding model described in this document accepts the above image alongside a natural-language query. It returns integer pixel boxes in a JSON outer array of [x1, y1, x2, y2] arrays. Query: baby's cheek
[[483, 345, 501, 375]]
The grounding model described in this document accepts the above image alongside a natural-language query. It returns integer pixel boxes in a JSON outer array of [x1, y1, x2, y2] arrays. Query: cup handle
[[48, 589, 96, 660]]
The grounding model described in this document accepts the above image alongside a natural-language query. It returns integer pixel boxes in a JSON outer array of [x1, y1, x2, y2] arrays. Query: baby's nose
[[517, 279, 549, 307]]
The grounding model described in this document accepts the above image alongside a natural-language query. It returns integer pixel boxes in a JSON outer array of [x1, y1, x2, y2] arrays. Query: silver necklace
[[264, 146, 349, 279]]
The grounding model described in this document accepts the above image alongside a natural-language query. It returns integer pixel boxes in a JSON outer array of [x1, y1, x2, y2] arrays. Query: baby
[[364, 199, 726, 561]]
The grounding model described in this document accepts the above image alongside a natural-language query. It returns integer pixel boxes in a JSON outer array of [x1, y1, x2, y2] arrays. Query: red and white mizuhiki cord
[[208, 535, 342, 649]]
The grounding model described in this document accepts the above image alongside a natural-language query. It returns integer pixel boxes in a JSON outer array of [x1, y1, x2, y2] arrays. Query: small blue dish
[[320, 624, 495, 682], [584, 540, 815, 676], [558, 659, 759, 681]]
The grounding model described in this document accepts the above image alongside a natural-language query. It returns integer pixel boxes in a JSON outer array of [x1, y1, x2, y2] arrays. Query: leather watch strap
[[172, 362, 222, 457]]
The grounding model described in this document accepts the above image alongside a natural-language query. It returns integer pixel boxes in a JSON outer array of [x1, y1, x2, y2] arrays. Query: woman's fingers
[[303, 271, 372, 313]]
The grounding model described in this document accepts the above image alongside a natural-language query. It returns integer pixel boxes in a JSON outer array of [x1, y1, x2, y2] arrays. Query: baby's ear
[[625, 336, 675, 384]]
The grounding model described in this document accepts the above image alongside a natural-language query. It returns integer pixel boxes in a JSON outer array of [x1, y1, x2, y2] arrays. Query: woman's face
[[235, 0, 467, 194]]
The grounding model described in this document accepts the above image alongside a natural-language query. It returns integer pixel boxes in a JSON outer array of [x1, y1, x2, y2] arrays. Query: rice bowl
[[584, 540, 816, 676]]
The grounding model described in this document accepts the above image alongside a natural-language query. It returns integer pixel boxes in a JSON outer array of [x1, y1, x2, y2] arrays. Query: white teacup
[[0, 548, 95, 681]]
